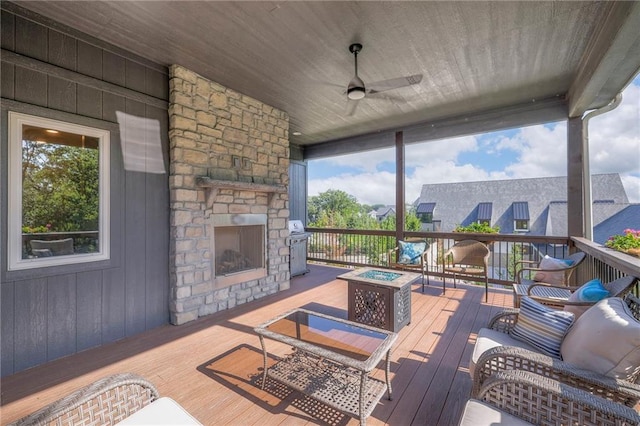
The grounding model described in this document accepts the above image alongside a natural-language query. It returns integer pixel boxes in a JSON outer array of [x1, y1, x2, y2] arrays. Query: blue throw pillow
[[398, 241, 427, 265], [570, 278, 609, 302], [510, 296, 574, 358]]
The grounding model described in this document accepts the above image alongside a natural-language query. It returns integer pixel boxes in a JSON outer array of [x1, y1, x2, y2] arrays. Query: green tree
[[308, 190, 361, 226]]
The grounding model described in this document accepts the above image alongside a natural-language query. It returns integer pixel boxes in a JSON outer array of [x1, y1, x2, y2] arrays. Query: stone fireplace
[[168, 64, 290, 325]]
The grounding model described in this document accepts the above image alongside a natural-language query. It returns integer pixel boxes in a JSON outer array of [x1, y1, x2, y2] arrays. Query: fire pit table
[[338, 267, 420, 332]]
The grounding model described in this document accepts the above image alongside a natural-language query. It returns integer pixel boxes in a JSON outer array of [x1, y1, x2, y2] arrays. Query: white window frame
[[8, 112, 110, 271], [514, 219, 529, 232]]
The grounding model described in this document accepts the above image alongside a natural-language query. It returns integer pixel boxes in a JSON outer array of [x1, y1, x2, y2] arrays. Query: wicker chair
[[387, 237, 430, 291], [470, 293, 640, 408], [9, 373, 159, 426], [442, 240, 490, 301], [524, 275, 637, 311], [29, 238, 75, 257], [460, 370, 640, 426], [512, 251, 586, 308]]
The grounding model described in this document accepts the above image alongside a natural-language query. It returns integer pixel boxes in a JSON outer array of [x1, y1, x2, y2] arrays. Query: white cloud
[[308, 170, 396, 206], [313, 148, 394, 173]]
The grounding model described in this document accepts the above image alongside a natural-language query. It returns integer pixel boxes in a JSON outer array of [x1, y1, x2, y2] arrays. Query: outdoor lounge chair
[[9, 373, 159, 426], [512, 251, 586, 307], [523, 275, 637, 316], [469, 293, 640, 408], [442, 240, 490, 301], [387, 237, 430, 290], [459, 370, 640, 426]]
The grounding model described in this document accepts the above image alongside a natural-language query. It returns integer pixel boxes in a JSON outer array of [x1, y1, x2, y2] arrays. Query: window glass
[[8, 112, 110, 270]]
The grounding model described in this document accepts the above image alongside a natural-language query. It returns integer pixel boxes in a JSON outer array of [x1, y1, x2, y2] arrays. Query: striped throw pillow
[[510, 296, 575, 358]]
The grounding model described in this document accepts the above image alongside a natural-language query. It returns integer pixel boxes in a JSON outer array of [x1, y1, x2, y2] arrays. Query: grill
[[287, 220, 311, 277]]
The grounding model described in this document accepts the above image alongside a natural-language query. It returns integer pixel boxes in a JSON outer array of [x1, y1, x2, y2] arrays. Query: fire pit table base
[[338, 268, 419, 332]]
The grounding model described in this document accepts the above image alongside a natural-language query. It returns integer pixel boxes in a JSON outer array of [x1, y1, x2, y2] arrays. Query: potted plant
[[605, 229, 640, 257], [454, 223, 500, 234]]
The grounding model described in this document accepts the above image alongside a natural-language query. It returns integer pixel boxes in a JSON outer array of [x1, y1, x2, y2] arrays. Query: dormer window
[[512, 202, 530, 232], [477, 202, 492, 226], [417, 202, 435, 223]]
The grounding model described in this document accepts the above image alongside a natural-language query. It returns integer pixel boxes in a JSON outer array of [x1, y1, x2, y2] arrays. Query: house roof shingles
[[415, 173, 630, 235]]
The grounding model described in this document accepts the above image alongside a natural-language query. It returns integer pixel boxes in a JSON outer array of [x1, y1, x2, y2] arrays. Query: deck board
[[0, 264, 512, 425]]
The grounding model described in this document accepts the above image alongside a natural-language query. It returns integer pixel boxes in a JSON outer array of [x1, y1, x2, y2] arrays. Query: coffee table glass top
[[263, 310, 392, 361]]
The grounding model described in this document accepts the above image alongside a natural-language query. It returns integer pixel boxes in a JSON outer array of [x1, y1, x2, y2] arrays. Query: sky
[[308, 75, 640, 206]]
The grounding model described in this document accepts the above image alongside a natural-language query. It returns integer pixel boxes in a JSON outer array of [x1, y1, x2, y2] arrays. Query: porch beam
[[567, 117, 585, 238], [395, 131, 405, 242], [303, 96, 567, 160]]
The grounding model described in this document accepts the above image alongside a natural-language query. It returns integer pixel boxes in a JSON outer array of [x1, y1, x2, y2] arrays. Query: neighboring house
[[593, 205, 640, 245], [415, 174, 632, 236], [370, 206, 396, 221]]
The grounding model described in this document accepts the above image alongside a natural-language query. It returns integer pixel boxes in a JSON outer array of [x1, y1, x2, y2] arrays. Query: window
[[8, 112, 110, 270], [515, 219, 529, 231], [420, 212, 433, 223]]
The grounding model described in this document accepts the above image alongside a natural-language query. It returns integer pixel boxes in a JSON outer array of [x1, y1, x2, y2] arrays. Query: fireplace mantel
[[196, 177, 287, 207]]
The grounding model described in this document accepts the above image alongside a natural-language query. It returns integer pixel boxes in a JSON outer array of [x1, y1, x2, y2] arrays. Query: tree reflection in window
[[21, 125, 100, 259]]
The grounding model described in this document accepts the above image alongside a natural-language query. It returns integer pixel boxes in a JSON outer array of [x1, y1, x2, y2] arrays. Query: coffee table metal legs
[[385, 349, 393, 400], [258, 335, 268, 390]]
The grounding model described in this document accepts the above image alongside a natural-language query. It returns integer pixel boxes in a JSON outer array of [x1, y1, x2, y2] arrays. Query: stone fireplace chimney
[[168, 64, 290, 325]]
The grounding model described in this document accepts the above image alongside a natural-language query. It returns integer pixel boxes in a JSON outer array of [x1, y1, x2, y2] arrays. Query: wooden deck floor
[[1, 264, 513, 426]]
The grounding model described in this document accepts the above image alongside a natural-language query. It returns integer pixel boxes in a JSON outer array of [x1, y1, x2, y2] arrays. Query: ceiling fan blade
[[367, 74, 423, 94], [345, 99, 359, 116]]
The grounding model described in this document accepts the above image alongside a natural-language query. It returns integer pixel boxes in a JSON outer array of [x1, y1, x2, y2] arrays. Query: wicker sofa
[[9, 373, 160, 426], [470, 293, 640, 407], [459, 370, 640, 425]]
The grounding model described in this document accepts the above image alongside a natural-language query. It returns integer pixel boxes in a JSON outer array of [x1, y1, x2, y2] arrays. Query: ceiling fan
[[345, 43, 423, 114]]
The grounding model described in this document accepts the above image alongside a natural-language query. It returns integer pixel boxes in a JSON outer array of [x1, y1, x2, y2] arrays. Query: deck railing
[[305, 228, 640, 293], [572, 237, 640, 295]]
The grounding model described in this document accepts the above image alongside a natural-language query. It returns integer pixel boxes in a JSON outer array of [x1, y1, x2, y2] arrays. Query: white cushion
[[458, 400, 532, 426], [533, 255, 573, 285], [561, 297, 640, 380], [116, 397, 202, 425], [469, 327, 539, 378]]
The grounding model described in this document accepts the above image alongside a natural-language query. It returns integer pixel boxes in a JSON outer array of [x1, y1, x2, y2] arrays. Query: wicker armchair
[[460, 370, 640, 426], [470, 294, 640, 407], [443, 240, 490, 301], [513, 251, 586, 307], [387, 237, 430, 290], [9, 373, 159, 426], [524, 275, 637, 311]]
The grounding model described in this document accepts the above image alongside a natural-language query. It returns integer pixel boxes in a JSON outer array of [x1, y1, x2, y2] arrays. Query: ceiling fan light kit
[[347, 77, 366, 100]]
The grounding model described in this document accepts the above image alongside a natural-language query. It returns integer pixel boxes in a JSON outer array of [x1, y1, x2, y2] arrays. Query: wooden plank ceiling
[[11, 1, 640, 156]]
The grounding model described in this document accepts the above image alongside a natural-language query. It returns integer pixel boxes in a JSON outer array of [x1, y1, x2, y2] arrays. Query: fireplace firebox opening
[[212, 214, 267, 289]]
